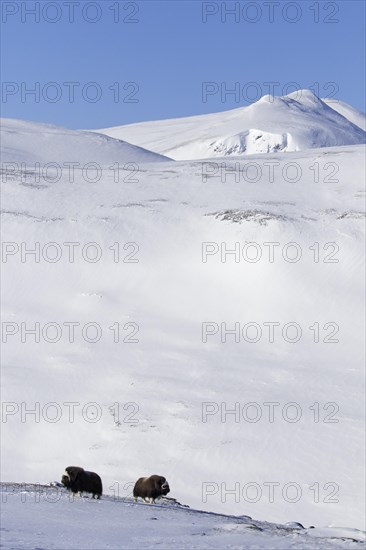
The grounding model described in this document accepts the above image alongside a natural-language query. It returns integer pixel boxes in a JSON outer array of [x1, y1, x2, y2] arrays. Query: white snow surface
[[96, 90, 366, 159], [1, 484, 364, 549], [0, 118, 171, 166], [1, 116, 365, 543], [323, 98, 366, 131]]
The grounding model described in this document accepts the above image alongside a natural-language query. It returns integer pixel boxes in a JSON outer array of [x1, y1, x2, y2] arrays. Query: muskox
[[133, 475, 170, 503], [61, 466, 102, 499]]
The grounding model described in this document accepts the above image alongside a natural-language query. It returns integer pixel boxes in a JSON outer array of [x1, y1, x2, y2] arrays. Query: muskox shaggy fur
[[62, 466, 102, 499], [133, 475, 170, 503]]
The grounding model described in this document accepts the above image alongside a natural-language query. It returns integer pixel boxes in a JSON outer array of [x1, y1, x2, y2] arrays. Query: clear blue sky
[[1, 0, 365, 129]]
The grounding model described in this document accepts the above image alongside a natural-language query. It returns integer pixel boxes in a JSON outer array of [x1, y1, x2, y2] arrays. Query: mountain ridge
[[95, 90, 366, 160], [0, 118, 172, 166]]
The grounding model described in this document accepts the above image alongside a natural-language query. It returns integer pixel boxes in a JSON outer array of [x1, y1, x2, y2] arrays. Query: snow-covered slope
[[96, 90, 366, 160], [0, 118, 171, 166], [323, 99, 366, 131], [1, 484, 364, 549], [1, 123, 365, 534]]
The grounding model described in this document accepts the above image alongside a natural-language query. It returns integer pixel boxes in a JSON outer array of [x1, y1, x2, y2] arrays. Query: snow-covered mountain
[[1, 118, 171, 166], [323, 98, 366, 131], [1, 109, 365, 535], [97, 90, 366, 160]]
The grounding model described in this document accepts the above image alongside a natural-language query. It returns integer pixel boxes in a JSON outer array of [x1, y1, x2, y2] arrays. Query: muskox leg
[[150, 497, 155, 504], [143, 497, 149, 503]]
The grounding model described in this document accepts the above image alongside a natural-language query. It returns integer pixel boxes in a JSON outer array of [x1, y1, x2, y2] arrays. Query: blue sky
[[1, 0, 365, 129]]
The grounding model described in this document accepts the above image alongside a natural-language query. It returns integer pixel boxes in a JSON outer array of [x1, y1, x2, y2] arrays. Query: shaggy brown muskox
[[133, 475, 170, 503], [62, 466, 102, 499]]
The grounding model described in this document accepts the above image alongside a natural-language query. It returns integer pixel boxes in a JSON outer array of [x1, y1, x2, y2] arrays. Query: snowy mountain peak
[[254, 93, 285, 105], [97, 91, 365, 160], [286, 89, 321, 103], [249, 90, 335, 116]]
